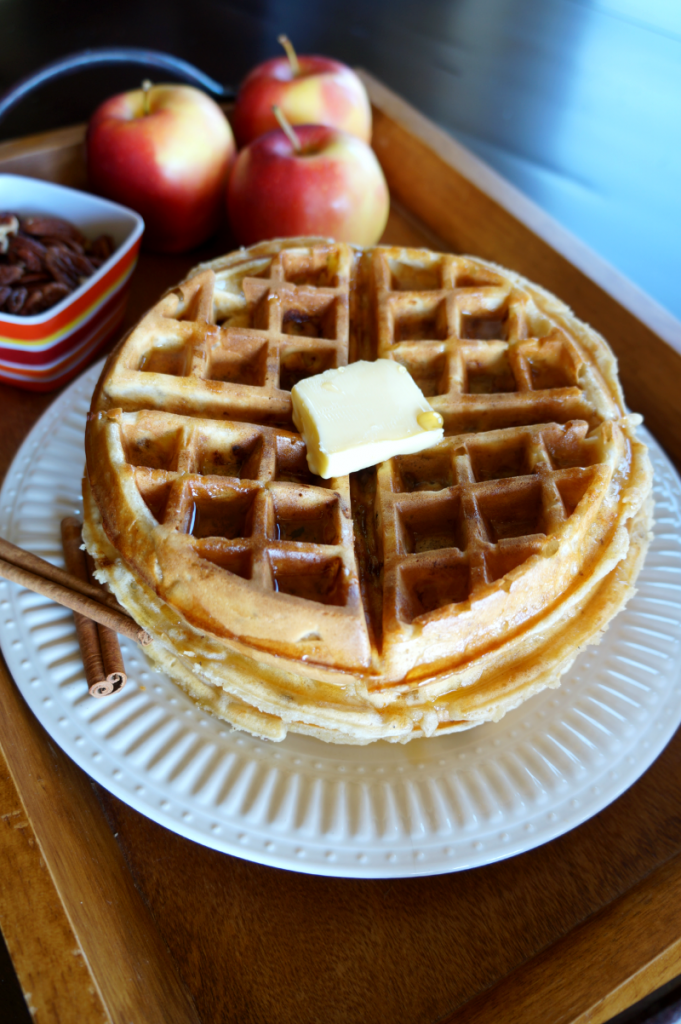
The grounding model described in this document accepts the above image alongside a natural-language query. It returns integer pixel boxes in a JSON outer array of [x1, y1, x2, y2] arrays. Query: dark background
[[0, 2, 680, 1022], [0, 0, 679, 322]]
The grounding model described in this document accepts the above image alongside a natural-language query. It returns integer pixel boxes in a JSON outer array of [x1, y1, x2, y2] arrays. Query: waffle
[[83, 238, 653, 743]]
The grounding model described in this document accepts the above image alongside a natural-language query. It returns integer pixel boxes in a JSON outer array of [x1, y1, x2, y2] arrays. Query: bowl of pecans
[[0, 174, 144, 390]]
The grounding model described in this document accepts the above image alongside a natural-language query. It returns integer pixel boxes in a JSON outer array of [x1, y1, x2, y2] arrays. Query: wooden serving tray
[[1, 72, 681, 1024]]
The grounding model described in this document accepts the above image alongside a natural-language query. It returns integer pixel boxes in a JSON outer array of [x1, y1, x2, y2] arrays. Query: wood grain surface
[[441, 849, 681, 1024], [0, 665, 201, 1024], [363, 72, 681, 474], [0, 748, 108, 1023], [1, 80, 681, 1024]]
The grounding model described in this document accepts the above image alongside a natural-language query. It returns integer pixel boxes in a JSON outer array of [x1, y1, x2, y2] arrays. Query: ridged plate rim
[[0, 360, 679, 878]]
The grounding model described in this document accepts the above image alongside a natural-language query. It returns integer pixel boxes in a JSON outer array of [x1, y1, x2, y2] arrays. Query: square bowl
[[0, 174, 144, 391]]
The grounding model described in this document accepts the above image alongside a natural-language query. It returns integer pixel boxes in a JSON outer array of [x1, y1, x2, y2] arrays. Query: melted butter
[[417, 410, 444, 431]]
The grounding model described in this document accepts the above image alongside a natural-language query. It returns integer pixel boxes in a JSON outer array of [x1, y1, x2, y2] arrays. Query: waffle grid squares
[[132, 248, 353, 400], [92, 241, 634, 682], [113, 245, 613, 625], [373, 253, 589, 436], [122, 408, 359, 609], [84, 239, 652, 741], [382, 421, 603, 622]]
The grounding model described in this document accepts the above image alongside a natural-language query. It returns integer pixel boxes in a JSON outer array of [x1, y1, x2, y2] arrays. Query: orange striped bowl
[[0, 174, 144, 390]]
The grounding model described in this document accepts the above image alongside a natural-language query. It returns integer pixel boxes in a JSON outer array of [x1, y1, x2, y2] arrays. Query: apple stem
[[277, 35, 300, 76], [272, 104, 302, 153], [141, 79, 153, 116]]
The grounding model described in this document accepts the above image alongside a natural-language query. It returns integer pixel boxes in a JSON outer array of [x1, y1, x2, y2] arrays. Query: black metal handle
[[0, 47, 235, 125]]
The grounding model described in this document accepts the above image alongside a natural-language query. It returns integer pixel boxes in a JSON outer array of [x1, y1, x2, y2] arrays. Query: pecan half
[[44, 246, 79, 288], [8, 235, 47, 272], [19, 272, 51, 286], [7, 287, 27, 314], [70, 252, 98, 277], [22, 289, 46, 316], [40, 282, 70, 305], [0, 264, 24, 286], [41, 234, 85, 255], [21, 216, 85, 245]]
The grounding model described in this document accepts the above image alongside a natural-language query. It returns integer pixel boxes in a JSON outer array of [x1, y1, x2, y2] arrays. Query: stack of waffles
[[83, 238, 653, 743]]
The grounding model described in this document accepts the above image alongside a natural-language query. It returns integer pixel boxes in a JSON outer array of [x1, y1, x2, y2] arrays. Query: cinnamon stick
[[86, 548, 127, 696], [60, 521, 114, 696], [0, 534, 131, 615], [61, 518, 128, 697], [0, 555, 151, 647]]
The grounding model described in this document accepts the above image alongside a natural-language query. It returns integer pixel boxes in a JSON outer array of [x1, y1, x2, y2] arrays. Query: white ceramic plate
[[1, 361, 680, 878]]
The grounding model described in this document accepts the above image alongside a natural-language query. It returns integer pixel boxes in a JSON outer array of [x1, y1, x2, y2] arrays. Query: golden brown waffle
[[84, 238, 653, 743]]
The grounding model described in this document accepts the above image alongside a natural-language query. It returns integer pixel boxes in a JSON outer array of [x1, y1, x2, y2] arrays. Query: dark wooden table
[[1, 4, 681, 1023]]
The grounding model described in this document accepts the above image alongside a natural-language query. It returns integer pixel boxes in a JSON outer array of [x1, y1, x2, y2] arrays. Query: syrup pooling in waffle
[[86, 240, 651, 716], [351, 248, 628, 682], [120, 408, 361, 607], [88, 241, 373, 673], [375, 418, 618, 683]]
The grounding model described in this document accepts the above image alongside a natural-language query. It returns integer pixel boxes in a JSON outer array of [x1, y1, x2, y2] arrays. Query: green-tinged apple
[[231, 36, 372, 147], [87, 82, 235, 253], [227, 116, 390, 248]]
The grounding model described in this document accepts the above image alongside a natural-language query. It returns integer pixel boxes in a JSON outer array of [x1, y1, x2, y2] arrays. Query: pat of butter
[[291, 359, 444, 478]]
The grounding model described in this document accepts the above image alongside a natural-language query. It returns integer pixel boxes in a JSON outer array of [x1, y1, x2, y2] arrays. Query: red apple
[[231, 39, 372, 148], [87, 83, 235, 253], [227, 122, 389, 248]]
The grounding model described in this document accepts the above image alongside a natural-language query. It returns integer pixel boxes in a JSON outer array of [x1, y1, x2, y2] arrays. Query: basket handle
[[0, 47, 235, 126]]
